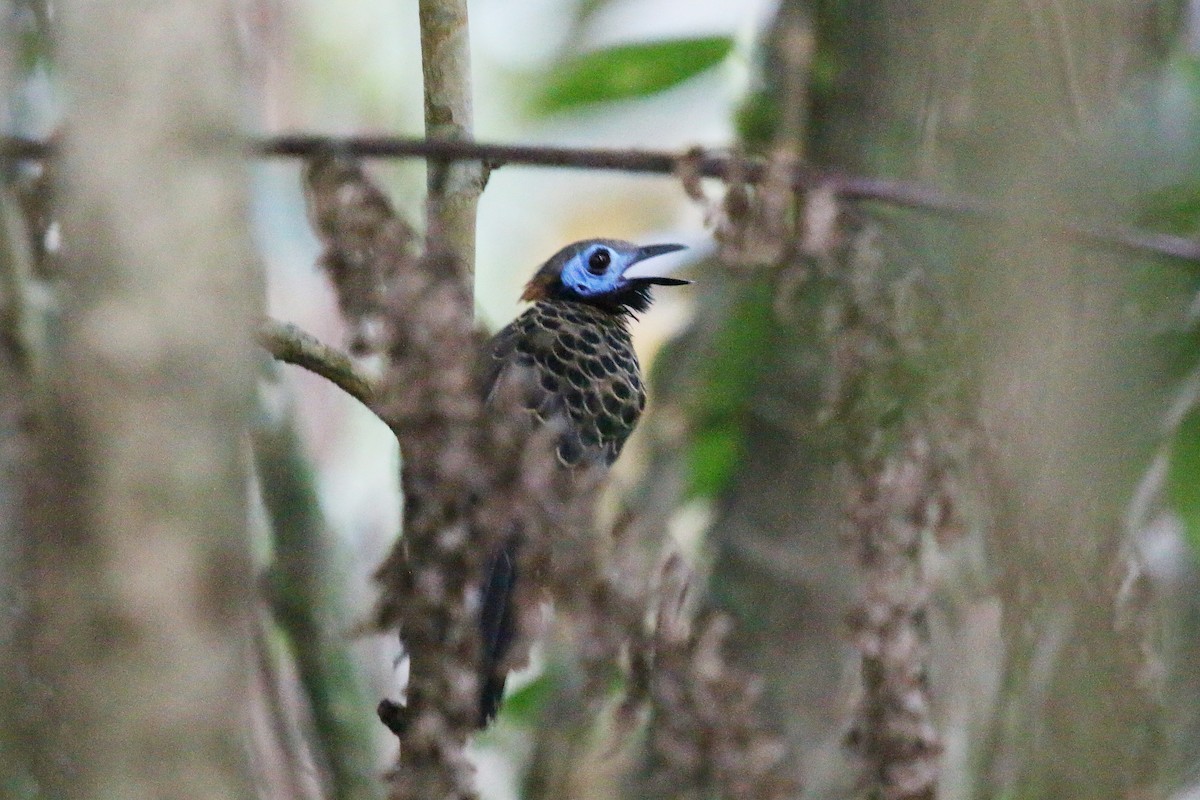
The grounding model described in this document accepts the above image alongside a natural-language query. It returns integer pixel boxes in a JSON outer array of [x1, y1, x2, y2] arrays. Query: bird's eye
[[587, 248, 611, 274]]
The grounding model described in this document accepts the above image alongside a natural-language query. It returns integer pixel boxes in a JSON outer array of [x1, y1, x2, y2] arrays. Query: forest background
[[5, 2, 1200, 800]]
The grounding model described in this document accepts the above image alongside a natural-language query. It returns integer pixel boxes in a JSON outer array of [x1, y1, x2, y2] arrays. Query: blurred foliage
[[1134, 53, 1200, 234], [732, 92, 782, 154], [655, 2, 1200, 798], [252, 382, 384, 800], [1143, 51, 1200, 566], [736, 33, 840, 149], [683, 281, 773, 499], [1170, 402, 1200, 558], [653, 278, 775, 501], [1140, 182, 1200, 236], [15, 26, 41, 74], [12, 2, 50, 74], [572, 0, 616, 26], [532, 36, 733, 114]]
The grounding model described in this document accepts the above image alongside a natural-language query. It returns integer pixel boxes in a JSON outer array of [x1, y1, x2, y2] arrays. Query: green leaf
[[495, 673, 554, 724], [535, 36, 734, 113], [1168, 406, 1200, 558]]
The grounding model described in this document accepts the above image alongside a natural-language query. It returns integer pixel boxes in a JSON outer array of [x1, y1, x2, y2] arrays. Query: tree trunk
[[17, 3, 259, 798], [659, 2, 1184, 798]]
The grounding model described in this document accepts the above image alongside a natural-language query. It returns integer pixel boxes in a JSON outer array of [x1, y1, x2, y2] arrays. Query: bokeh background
[[9, 1, 1200, 800]]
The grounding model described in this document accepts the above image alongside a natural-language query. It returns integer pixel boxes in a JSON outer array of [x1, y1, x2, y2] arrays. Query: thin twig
[[5, 133, 1196, 263], [257, 319, 376, 406]]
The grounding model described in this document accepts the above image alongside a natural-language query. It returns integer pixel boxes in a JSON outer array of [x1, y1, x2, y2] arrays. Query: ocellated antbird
[[477, 238, 688, 726]]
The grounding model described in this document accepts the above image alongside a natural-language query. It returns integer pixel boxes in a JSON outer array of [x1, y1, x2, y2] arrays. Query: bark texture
[[20, 3, 258, 798]]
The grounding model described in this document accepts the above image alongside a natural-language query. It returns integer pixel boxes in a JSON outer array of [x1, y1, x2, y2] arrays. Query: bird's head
[[520, 239, 689, 313]]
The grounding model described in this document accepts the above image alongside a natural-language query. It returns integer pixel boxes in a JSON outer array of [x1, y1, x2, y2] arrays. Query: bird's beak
[[623, 243, 691, 286]]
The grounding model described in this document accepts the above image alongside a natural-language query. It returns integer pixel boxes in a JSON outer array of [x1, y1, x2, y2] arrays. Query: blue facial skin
[[559, 242, 634, 298], [553, 241, 688, 312]]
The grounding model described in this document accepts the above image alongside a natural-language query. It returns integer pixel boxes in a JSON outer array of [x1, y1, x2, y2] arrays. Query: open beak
[[622, 243, 691, 286]]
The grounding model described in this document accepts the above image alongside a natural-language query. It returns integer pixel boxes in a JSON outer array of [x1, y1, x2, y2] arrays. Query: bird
[[476, 238, 688, 726]]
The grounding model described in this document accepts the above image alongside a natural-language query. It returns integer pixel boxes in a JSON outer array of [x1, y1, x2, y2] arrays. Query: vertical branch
[[368, 2, 481, 790], [19, 3, 258, 798], [418, 0, 482, 274], [371, 228, 488, 800], [304, 154, 604, 800], [305, 155, 486, 800], [0, 232, 35, 795], [0, 193, 39, 800], [0, 191, 49, 388], [820, 224, 948, 800], [248, 609, 328, 800], [844, 439, 943, 800], [946, 7, 1171, 797]]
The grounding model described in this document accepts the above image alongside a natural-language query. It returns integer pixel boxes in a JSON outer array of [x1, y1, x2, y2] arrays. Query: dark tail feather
[[478, 535, 519, 727]]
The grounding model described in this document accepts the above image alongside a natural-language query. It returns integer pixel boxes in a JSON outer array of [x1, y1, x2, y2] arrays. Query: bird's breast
[[494, 300, 646, 467]]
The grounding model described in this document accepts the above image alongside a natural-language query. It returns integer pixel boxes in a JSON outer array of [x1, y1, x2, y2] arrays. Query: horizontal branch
[[4, 134, 1198, 263], [257, 319, 376, 407]]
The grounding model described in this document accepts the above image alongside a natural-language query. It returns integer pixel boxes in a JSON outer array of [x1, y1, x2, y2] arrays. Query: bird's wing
[[480, 318, 521, 404], [482, 310, 582, 465], [475, 315, 543, 727]]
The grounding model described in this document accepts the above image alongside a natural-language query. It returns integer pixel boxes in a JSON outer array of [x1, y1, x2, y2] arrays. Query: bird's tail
[[478, 534, 520, 727]]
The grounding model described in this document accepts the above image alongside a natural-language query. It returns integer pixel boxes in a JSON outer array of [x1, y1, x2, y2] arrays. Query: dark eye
[[587, 248, 611, 274]]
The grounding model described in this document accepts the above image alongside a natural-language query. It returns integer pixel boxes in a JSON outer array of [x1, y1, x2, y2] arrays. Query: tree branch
[[419, 0, 482, 275], [257, 319, 377, 407], [5, 134, 1197, 262]]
